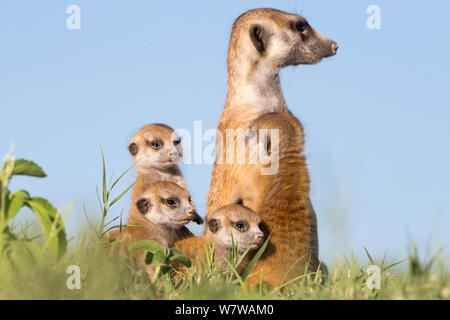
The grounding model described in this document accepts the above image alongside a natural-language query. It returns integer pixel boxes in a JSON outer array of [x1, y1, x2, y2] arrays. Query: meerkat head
[[128, 123, 183, 171], [206, 204, 264, 253], [230, 8, 338, 72], [134, 181, 203, 228], [246, 112, 305, 158]]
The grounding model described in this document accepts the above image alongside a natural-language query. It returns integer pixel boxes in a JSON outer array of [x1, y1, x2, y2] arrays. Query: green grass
[[0, 228, 449, 300], [0, 147, 449, 300]]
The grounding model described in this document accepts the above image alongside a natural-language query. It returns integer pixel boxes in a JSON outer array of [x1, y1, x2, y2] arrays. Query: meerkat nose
[[255, 232, 264, 242], [331, 42, 339, 55]]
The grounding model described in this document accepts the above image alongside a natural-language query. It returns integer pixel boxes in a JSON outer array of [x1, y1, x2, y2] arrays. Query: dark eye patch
[[233, 220, 249, 232], [164, 197, 178, 207], [147, 140, 163, 149], [295, 21, 305, 33]]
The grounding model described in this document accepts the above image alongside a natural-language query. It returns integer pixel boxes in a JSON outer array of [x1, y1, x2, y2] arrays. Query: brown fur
[[235, 113, 319, 286], [129, 123, 186, 203], [128, 123, 198, 239], [207, 8, 336, 287], [105, 181, 199, 275], [174, 204, 264, 275]]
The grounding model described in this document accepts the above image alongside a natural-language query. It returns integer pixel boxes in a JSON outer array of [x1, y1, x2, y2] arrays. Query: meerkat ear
[[250, 24, 268, 54], [128, 142, 138, 156], [208, 218, 220, 233], [192, 212, 204, 225], [136, 198, 151, 214]]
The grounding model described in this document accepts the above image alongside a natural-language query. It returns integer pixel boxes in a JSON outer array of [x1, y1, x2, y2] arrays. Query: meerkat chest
[[233, 84, 287, 115]]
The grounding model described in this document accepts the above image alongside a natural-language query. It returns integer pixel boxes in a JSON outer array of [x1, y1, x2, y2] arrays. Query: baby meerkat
[[106, 181, 203, 275], [174, 204, 264, 274], [235, 112, 318, 287], [128, 123, 186, 199], [128, 123, 202, 232], [107, 181, 202, 248]]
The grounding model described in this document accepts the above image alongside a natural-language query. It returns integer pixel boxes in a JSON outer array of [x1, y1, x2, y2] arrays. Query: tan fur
[[174, 204, 264, 275], [105, 181, 199, 275], [128, 123, 198, 239], [207, 8, 336, 287], [129, 123, 186, 202], [235, 113, 319, 286]]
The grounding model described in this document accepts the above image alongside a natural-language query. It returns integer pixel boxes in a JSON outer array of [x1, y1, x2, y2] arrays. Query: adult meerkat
[[174, 204, 264, 274], [105, 181, 203, 273], [208, 7, 337, 212], [234, 112, 318, 287], [207, 8, 336, 285]]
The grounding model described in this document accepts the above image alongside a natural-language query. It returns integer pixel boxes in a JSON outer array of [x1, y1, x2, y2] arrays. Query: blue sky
[[1, 0, 449, 267]]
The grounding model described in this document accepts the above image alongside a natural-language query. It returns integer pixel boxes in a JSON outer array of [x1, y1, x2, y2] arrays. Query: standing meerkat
[[105, 181, 203, 274], [208, 7, 337, 212], [174, 204, 264, 274], [207, 8, 336, 286]]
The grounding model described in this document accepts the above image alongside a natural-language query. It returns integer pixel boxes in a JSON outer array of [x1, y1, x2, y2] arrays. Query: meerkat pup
[[128, 123, 202, 228], [107, 181, 202, 247], [128, 123, 186, 200], [232, 112, 318, 287], [105, 181, 203, 274], [174, 204, 264, 274]]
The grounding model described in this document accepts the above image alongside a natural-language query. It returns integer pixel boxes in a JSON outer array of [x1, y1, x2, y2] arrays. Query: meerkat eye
[[173, 139, 181, 146], [148, 140, 163, 150], [233, 221, 246, 232], [165, 198, 178, 207], [294, 21, 306, 33], [188, 197, 193, 205]]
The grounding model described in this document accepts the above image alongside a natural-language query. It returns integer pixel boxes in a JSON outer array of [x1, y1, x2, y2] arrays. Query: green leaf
[[169, 254, 192, 268], [109, 181, 135, 207], [364, 247, 375, 265], [241, 236, 270, 281], [383, 258, 409, 272], [25, 197, 67, 260], [169, 248, 185, 257], [12, 159, 46, 178], [6, 190, 29, 221], [101, 149, 107, 205], [110, 164, 134, 191], [151, 250, 169, 267], [130, 240, 163, 254]]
